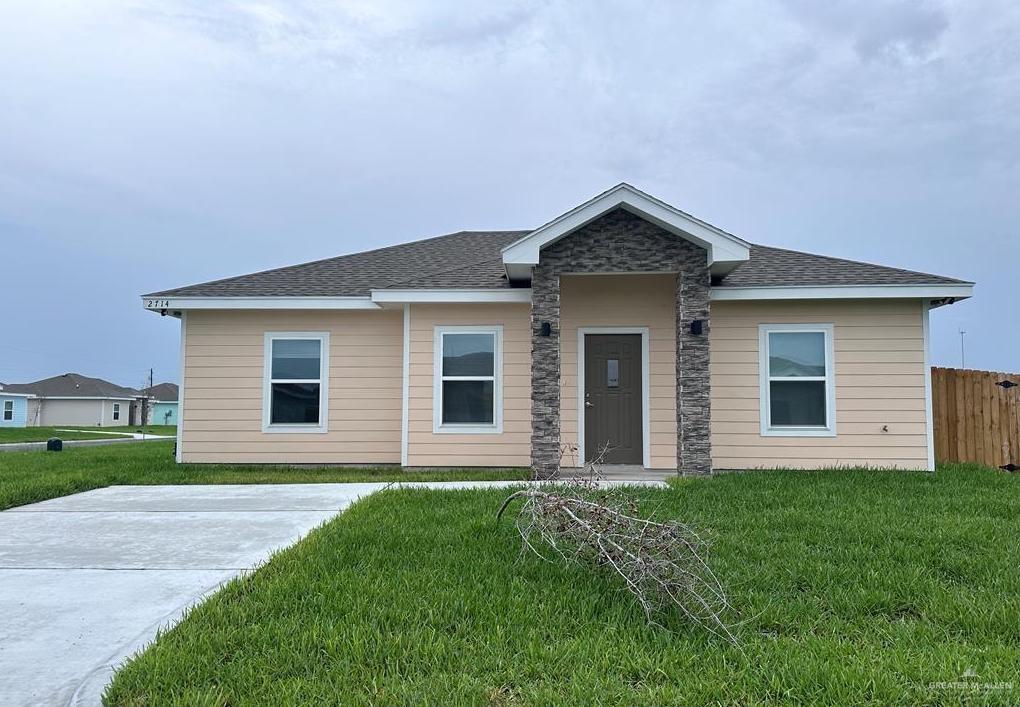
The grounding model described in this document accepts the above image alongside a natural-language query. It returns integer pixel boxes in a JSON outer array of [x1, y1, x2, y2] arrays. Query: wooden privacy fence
[[932, 367, 1020, 470]]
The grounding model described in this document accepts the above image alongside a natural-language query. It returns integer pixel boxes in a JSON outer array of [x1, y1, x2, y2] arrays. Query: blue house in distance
[[142, 383, 179, 426], [0, 387, 33, 427]]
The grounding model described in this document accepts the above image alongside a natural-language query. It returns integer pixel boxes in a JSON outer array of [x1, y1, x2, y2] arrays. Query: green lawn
[[0, 441, 528, 511], [104, 465, 1020, 705], [0, 424, 177, 443]]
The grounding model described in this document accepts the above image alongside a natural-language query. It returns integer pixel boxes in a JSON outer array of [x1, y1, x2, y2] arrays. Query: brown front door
[[584, 334, 642, 465]]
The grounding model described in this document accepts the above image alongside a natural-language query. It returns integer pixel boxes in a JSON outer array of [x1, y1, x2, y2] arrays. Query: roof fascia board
[[142, 283, 972, 312], [501, 184, 750, 270], [142, 296, 381, 311], [711, 284, 974, 301], [33, 395, 139, 401], [370, 289, 533, 304]]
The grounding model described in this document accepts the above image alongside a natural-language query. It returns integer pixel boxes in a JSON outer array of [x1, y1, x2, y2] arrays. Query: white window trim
[[758, 323, 836, 437], [577, 327, 651, 469], [112, 403, 121, 421], [3, 400, 13, 421], [433, 325, 503, 434], [262, 331, 330, 434]]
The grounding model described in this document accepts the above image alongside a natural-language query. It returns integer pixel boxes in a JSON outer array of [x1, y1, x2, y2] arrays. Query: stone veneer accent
[[530, 208, 712, 478]]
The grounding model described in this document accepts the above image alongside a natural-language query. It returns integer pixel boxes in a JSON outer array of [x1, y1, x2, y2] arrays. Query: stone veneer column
[[530, 264, 561, 479], [676, 272, 712, 475]]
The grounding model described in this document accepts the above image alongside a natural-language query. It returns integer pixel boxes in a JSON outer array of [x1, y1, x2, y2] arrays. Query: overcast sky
[[1, 0, 1017, 388]]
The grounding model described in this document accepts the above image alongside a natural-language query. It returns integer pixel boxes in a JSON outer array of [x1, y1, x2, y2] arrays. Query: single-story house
[[0, 386, 35, 428], [143, 184, 973, 475], [141, 383, 180, 425], [3, 373, 143, 427]]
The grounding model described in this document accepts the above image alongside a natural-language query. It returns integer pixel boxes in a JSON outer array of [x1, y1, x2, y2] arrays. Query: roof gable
[[501, 183, 750, 281]]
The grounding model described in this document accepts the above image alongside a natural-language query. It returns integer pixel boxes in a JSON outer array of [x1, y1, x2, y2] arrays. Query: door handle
[[585, 401, 594, 408]]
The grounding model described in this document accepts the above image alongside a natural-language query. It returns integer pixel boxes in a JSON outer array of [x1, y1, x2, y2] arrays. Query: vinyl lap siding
[[151, 402, 178, 425], [181, 310, 402, 464], [177, 297, 928, 470], [0, 395, 28, 427], [37, 399, 129, 427], [710, 299, 928, 470], [406, 303, 531, 467]]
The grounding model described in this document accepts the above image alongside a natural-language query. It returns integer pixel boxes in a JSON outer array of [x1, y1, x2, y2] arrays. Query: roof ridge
[[747, 244, 973, 285]]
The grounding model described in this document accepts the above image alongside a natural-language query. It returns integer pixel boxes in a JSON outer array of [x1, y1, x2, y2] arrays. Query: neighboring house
[[142, 184, 973, 474], [0, 386, 34, 428], [3, 373, 142, 427], [141, 383, 179, 425]]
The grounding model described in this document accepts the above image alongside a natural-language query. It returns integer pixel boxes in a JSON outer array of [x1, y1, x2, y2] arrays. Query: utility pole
[[959, 328, 966, 369], [149, 368, 154, 390]]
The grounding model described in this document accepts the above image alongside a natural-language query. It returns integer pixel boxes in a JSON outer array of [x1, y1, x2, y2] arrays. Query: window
[[112, 403, 121, 421], [3, 400, 12, 421], [434, 327, 502, 433], [263, 332, 329, 433], [759, 324, 835, 436]]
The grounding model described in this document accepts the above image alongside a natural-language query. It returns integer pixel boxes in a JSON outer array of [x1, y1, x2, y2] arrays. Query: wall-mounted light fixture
[[690, 319, 704, 336], [540, 321, 552, 337]]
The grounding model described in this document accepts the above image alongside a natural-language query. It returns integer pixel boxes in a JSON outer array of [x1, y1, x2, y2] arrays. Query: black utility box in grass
[[46, 438, 63, 452]]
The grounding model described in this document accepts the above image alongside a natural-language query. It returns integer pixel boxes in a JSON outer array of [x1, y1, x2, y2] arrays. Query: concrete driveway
[[0, 483, 388, 706], [0, 478, 660, 705]]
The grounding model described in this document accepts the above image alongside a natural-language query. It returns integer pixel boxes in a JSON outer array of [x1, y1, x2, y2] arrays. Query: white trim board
[[143, 296, 380, 311], [176, 311, 186, 463], [713, 284, 973, 301], [143, 283, 971, 313], [922, 299, 935, 472], [372, 289, 532, 304], [143, 290, 532, 312], [502, 183, 750, 282], [400, 304, 411, 466], [26, 396, 138, 401], [576, 327, 651, 469]]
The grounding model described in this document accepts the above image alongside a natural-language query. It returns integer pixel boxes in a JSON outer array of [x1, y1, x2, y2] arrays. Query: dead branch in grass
[[498, 445, 738, 644]]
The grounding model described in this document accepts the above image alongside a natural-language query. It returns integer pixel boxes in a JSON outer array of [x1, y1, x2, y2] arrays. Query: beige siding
[[40, 400, 97, 426], [174, 295, 928, 471], [710, 299, 928, 470], [181, 310, 403, 464], [25, 399, 42, 427], [34, 398, 130, 426], [104, 399, 130, 426], [560, 274, 678, 470], [406, 303, 531, 467]]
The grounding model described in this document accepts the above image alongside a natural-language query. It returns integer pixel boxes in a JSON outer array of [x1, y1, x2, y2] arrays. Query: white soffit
[[501, 183, 751, 281]]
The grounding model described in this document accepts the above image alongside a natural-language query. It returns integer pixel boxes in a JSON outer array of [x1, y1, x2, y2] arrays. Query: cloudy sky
[[1, 0, 1017, 388]]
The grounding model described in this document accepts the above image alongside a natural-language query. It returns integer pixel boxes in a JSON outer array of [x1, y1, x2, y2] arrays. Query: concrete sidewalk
[[0, 435, 173, 453]]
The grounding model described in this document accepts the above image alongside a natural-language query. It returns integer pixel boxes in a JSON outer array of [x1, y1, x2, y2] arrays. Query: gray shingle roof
[[141, 383, 179, 402], [3, 373, 141, 398], [145, 219, 969, 298], [145, 231, 528, 297], [714, 245, 970, 288]]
